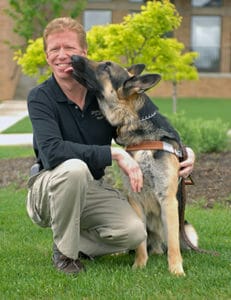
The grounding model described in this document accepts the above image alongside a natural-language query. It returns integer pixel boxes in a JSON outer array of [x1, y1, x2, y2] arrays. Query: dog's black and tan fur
[[71, 55, 198, 276]]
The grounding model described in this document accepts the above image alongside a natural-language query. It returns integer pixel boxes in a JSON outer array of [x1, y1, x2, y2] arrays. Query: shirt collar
[[48, 74, 96, 110], [47, 75, 68, 103]]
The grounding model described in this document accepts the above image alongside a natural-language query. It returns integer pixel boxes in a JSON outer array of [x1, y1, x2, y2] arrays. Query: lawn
[[2, 98, 231, 134], [0, 186, 230, 299], [153, 97, 231, 127], [0, 145, 34, 159], [0, 99, 231, 299], [3, 115, 32, 134]]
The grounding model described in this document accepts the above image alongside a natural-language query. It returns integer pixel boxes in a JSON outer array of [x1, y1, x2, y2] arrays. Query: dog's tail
[[180, 219, 199, 250], [178, 178, 219, 256]]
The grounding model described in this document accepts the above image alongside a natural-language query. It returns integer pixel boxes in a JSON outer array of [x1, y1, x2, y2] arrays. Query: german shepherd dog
[[71, 55, 199, 276]]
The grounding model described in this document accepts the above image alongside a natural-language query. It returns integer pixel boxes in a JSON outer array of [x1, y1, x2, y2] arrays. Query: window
[[191, 0, 222, 7], [83, 10, 112, 31], [191, 16, 221, 72]]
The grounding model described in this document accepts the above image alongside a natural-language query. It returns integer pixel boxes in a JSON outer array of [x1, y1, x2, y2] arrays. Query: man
[[26, 17, 195, 275]]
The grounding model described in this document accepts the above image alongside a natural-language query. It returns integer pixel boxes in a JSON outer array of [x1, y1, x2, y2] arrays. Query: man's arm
[[111, 147, 143, 193], [28, 87, 111, 179], [111, 146, 195, 193]]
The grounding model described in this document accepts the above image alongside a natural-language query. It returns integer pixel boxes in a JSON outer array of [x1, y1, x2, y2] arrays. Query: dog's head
[[71, 55, 161, 101]]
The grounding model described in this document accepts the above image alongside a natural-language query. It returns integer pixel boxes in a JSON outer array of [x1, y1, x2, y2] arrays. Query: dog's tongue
[[64, 66, 73, 73]]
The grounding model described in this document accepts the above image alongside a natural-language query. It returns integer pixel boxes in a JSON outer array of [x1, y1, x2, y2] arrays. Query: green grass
[[2, 98, 231, 134], [0, 100, 230, 299], [0, 145, 34, 159], [0, 185, 230, 299], [153, 97, 231, 127], [3, 116, 33, 133]]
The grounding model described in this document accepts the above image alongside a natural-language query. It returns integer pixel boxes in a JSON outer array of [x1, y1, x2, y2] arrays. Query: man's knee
[[55, 159, 93, 185], [61, 159, 91, 175], [126, 218, 147, 249], [98, 217, 146, 250]]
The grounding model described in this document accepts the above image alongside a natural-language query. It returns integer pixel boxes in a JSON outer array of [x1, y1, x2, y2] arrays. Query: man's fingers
[[129, 169, 143, 192]]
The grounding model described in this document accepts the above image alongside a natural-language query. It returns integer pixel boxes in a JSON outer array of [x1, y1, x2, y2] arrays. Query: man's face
[[46, 30, 87, 81]]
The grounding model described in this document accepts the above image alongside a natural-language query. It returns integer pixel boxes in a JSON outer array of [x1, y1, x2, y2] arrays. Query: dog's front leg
[[132, 239, 148, 269], [127, 195, 148, 269], [165, 195, 184, 276], [167, 198, 185, 275], [162, 159, 185, 276]]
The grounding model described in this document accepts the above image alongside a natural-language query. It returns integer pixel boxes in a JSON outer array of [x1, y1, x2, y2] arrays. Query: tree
[[87, 0, 198, 112], [15, 0, 198, 111], [88, 0, 182, 65], [5, 0, 87, 44], [14, 38, 49, 83]]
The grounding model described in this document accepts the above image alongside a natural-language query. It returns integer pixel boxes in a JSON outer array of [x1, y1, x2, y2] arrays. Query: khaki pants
[[26, 159, 146, 259]]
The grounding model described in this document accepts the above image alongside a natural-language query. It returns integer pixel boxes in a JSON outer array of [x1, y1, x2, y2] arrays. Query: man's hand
[[179, 147, 195, 178], [111, 147, 143, 193], [111, 146, 195, 191]]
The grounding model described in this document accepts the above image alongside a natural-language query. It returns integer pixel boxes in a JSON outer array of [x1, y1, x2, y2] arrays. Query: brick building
[[1, 0, 231, 100], [0, 0, 23, 100]]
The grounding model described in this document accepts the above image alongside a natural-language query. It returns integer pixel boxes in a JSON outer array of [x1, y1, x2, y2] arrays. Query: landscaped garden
[[0, 97, 230, 299]]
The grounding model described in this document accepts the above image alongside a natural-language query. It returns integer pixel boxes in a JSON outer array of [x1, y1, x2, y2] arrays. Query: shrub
[[168, 113, 229, 153], [199, 119, 229, 152], [14, 38, 50, 83]]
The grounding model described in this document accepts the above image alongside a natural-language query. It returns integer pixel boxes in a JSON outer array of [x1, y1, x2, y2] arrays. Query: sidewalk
[[0, 133, 33, 146], [0, 100, 33, 145]]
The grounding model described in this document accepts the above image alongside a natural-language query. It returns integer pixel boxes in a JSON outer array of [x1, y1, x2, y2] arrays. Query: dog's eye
[[100, 63, 110, 71], [104, 62, 112, 70]]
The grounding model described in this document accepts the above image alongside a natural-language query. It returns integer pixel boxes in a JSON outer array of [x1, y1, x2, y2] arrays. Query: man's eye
[[51, 48, 59, 52], [65, 47, 75, 50]]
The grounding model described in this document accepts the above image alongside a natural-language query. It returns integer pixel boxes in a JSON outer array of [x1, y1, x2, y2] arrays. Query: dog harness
[[126, 140, 183, 158]]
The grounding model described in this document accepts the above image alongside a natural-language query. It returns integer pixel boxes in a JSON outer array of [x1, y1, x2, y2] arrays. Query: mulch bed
[[1, 152, 231, 207]]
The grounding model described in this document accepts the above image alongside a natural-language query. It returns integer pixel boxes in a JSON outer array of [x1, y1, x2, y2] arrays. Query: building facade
[[1, 0, 231, 100], [0, 0, 23, 100]]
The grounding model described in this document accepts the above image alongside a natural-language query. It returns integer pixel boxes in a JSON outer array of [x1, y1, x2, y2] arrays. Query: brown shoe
[[52, 244, 85, 275]]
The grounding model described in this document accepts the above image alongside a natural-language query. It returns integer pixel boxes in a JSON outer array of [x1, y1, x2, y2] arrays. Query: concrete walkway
[[0, 100, 33, 145]]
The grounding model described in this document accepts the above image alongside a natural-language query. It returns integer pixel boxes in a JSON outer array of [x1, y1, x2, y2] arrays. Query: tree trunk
[[172, 81, 177, 113]]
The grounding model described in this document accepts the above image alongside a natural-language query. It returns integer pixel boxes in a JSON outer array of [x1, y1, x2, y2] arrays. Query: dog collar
[[140, 110, 157, 122]]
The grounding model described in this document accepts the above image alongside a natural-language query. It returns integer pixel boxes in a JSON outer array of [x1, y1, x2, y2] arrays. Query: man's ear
[[45, 52, 50, 65], [123, 74, 161, 96], [81, 48, 87, 57], [127, 64, 146, 76]]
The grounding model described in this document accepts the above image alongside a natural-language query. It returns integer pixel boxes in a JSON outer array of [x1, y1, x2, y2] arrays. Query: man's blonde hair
[[43, 17, 87, 50]]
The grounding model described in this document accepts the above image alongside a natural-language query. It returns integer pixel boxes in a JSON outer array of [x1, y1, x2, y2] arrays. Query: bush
[[168, 113, 229, 153], [14, 38, 50, 83]]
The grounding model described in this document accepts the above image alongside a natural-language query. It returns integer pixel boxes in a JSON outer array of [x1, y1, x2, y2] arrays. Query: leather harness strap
[[126, 140, 194, 185], [125, 140, 183, 158]]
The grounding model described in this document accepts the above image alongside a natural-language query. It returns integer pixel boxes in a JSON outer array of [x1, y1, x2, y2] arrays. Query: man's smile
[[56, 63, 71, 67]]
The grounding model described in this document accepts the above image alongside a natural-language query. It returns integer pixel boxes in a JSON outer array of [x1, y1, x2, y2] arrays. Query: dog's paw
[[132, 258, 147, 269], [169, 263, 185, 276], [132, 262, 146, 269]]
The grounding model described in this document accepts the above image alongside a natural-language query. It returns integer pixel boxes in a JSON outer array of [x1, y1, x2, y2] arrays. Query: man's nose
[[57, 47, 67, 57]]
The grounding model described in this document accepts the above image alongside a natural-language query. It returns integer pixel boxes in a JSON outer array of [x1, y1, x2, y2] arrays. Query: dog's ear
[[127, 64, 145, 76], [123, 74, 161, 96]]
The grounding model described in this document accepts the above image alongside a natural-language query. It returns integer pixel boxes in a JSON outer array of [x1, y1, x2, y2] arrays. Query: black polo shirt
[[28, 75, 116, 179]]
